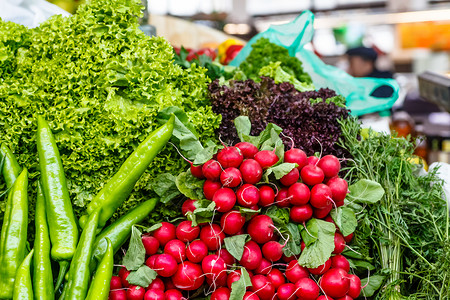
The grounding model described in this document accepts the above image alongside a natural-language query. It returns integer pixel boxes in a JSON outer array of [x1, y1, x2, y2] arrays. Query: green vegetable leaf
[[265, 206, 290, 227], [230, 268, 252, 300], [259, 61, 314, 92], [283, 223, 302, 256], [361, 275, 385, 297], [224, 234, 249, 260], [126, 265, 158, 288], [150, 173, 180, 203], [123, 226, 145, 271], [347, 179, 385, 204], [298, 219, 336, 268], [143, 223, 162, 233], [175, 171, 205, 200], [264, 163, 297, 181], [234, 116, 252, 142], [347, 258, 376, 271], [193, 140, 221, 165], [187, 200, 216, 226], [238, 206, 261, 221], [331, 207, 357, 236]]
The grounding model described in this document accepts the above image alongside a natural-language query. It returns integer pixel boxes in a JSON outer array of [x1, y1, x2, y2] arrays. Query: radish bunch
[[111, 142, 363, 300]]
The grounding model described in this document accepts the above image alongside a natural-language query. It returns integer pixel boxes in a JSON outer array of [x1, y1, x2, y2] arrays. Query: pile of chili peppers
[[0, 115, 175, 299]]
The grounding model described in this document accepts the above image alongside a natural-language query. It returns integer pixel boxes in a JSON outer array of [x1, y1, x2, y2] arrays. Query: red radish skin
[[109, 289, 127, 300], [320, 268, 350, 298], [236, 142, 258, 159], [240, 241, 263, 270], [152, 222, 176, 247], [308, 258, 331, 275], [176, 221, 200, 243], [262, 241, 284, 262], [310, 184, 332, 209], [186, 240, 208, 263], [163, 240, 186, 263], [288, 183, 310, 206], [240, 159, 263, 184], [144, 289, 164, 300], [301, 241, 306, 251], [247, 215, 275, 244], [344, 233, 354, 243], [267, 268, 286, 290], [284, 148, 307, 170], [163, 278, 176, 290], [145, 254, 159, 269], [200, 224, 226, 251], [118, 267, 131, 288], [110, 276, 122, 290], [202, 254, 227, 280], [211, 287, 231, 300], [254, 258, 272, 275], [285, 260, 309, 283], [316, 296, 335, 300], [206, 272, 227, 288], [213, 187, 237, 212], [333, 233, 346, 254], [281, 254, 295, 263], [190, 163, 205, 179], [216, 248, 236, 266], [217, 147, 244, 168], [290, 205, 313, 223], [347, 274, 362, 298], [307, 156, 319, 165], [313, 203, 332, 219], [327, 177, 348, 202], [203, 180, 222, 200], [301, 165, 325, 186], [182, 199, 197, 216], [335, 296, 353, 300], [142, 235, 160, 256], [336, 199, 345, 207], [294, 278, 320, 300], [127, 285, 146, 300], [237, 184, 260, 207], [254, 150, 279, 169], [280, 167, 300, 186], [164, 289, 184, 300], [172, 261, 205, 290], [202, 160, 222, 181], [259, 185, 276, 207], [275, 188, 291, 208], [317, 155, 341, 178], [154, 254, 178, 277], [227, 269, 246, 289], [220, 167, 242, 187], [251, 275, 275, 300], [277, 283, 297, 300], [220, 210, 246, 235], [244, 291, 260, 300], [146, 278, 164, 291], [331, 255, 350, 272]]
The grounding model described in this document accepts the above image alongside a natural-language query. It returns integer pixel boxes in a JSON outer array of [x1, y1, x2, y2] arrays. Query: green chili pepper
[[86, 238, 113, 300], [0, 143, 22, 188], [92, 198, 159, 263], [64, 208, 100, 300], [12, 249, 34, 300], [0, 168, 29, 299], [79, 115, 174, 229], [33, 183, 55, 300], [36, 116, 78, 292]]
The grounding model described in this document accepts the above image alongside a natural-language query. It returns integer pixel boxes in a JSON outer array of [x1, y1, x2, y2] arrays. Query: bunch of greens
[[339, 118, 449, 299], [209, 76, 349, 159], [0, 0, 220, 225]]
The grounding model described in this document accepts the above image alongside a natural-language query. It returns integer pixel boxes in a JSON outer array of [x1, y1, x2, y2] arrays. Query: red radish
[[176, 221, 200, 242], [251, 275, 275, 300], [186, 240, 208, 263], [290, 205, 313, 223], [347, 274, 362, 298], [277, 283, 297, 300], [206, 272, 227, 288], [244, 291, 260, 300], [324, 215, 335, 224], [146, 278, 164, 291], [301, 241, 306, 251], [280, 167, 299, 186], [163, 240, 186, 263], [240, 241, 263, 270], [308, 258, 331, 275], [247, 215, 274, 244], [216, 248, 236, 265], [203, 180, 222, 200], [235, 142, 258, 159], [144, 289, 164, 300], [275, 188, 291, 208], [331, 255, 350, 272], [267, 268, 286, 290], [284, 148, 307, 170], [307, 156, 319, 165], [335, 296, 352, 300], [127, 285, 146, 300], [227, 270, 246, 289], [288, 183, 310, 206], [182, 199, 197, 216], [294, 278, 320, 300], [336, 199, 345, 207], [200, 224, 225, 251], [145, 254, 159, 269], [237, 184, 260, 207], [190, 163, 205, 179], [317, 155, 340, 178], [281, 254, 295, 263], [154, 254, 178, 277], [254, 258, 272, 275], [213, 187, 237, 212], [172, 261, 205, 290], [164, 289, 183, 300], [202, 254, 227, 280], [254, 150, 279, 169], [110, 276, 122, 290], [163, 278, 176, 290], [344, 232, 354, 243], [320, 268, 350, 298], [327, 177, 348, 202], [153, 222, 176, 247], [240, 159, 263, 184], [310, 184, 332, 209], [220, 167, 242, 187], [202, 160, 222, 181], [259, 185, 275, 207], [142, 235, 160, 256], [220, 210, 246, 235], [313, 203, 332, 219], [217, 147, 244, 168], [316, 296, 334, 300], [333, 233, 346, 254], [300, 164, 324, 186], [118, 267, 131, 288], [211, 287, 231, 300], [109, 289, 127, 300], [262, 241, 284, 262], [285, 260, 309, 283]]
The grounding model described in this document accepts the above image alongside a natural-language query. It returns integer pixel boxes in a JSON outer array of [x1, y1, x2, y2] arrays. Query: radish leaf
[[331, 207, 357, 236], [347, 179, 384, 204], [230, 268, 252, 300], [126, 265, 157, 287], [123, 226, 145, 271], [224, 234, 250, 260], [298, 219, 335, 268]]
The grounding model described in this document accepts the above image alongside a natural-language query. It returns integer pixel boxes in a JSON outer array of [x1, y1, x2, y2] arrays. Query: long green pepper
[[33, 183, 54, 300], [86, 238, 114, 300], [0, 168, 29, 299], [0, 143, 22, 188], [12, 249, 34, 300]]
